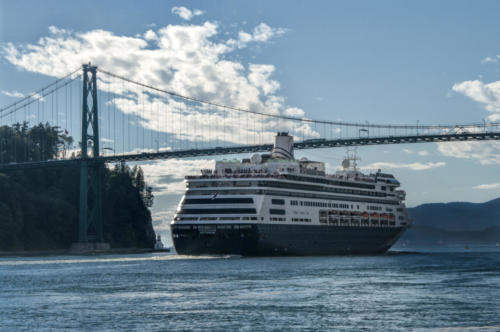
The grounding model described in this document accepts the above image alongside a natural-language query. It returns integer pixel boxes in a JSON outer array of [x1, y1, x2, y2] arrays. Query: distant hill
[[408, 198, 500, 231], [396, 198, 500, 246]]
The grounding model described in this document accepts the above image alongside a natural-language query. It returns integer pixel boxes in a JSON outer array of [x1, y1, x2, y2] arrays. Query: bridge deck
[[0, 132, 499, 170]]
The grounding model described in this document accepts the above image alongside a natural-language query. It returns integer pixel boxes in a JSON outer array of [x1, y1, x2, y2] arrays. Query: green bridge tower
[[76, 63, 106, 248]]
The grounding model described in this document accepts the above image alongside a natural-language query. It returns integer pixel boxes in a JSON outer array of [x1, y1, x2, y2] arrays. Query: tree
[[0, 122, 156, 251]]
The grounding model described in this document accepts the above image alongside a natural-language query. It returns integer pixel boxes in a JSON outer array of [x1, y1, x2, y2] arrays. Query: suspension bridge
[[1, 63, 499, 246]]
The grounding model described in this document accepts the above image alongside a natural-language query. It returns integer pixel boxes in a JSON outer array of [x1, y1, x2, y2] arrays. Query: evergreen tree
[[0, 122, 156, 251]]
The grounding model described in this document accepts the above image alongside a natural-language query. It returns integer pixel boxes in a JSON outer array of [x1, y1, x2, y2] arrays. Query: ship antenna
[[344, 147, 361, 171]]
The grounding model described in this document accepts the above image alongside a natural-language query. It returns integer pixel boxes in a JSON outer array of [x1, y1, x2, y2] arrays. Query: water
[[0, 250, 499, 331]]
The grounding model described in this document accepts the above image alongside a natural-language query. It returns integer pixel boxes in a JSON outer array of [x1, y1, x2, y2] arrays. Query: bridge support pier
[[75, 63, 107, 246]]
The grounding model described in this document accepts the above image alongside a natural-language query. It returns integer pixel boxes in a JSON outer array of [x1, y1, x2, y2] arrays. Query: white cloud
[[143, 29, 158, 41], [481, 55, 500, 64], [283, 107, 305, 117], [436, 141, 500, 165], [232, 23, 287, 48], [363, 161, 446, 171], [473, 182, 500, 190], [253, 23, 284, 42], [152, 210, 176, 231], [1, 90, 46, 102], [248, 64, 279, 95], [1, 90, 24, 98], [402, 148, 429, 156], [452, 79, 500, 121], [140, 158, 215, 195], [2, 22, 314, 146], [171, 6, 204, 21]]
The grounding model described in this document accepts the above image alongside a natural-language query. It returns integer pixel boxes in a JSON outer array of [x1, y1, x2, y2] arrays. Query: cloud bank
[[363, 161, 446, 171], [444, 55, 500, 165], [437, 141, 500, 165], [473, 182, 500, 190], [2, 19, 315, 146], [1, 90, 25, 98], [452, 80, 500, 121], [140, 158, 215, 196]]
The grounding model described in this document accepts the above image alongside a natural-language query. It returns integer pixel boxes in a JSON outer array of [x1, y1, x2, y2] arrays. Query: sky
[[1, 0, 500, 241]]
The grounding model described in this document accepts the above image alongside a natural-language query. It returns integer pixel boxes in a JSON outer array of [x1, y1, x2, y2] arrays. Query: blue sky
[[1, 1, 500, 238]]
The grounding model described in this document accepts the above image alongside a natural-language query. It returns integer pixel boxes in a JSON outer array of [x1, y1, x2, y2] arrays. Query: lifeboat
[[360, 212, 369, 218], [388, 214, 395, 220], [370, 213, 379, 219], [380, 213, 389, 219]]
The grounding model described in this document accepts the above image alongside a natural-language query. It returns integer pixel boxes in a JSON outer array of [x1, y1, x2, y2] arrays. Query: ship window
[[271, 199, 285, 205], [174, 225, 191, 230], [270, 209, 286, 215], [220, 217, 240, 221], [184, 198, 254, 204], [179, 208, 257, 214]]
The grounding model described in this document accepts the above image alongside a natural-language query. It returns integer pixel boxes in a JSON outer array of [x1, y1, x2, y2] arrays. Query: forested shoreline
[[0, 123, 156, 251]]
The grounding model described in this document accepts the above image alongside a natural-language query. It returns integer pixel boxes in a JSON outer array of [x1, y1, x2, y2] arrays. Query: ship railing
[[185, 173, 286, 180], [187, 171, 378, 184]]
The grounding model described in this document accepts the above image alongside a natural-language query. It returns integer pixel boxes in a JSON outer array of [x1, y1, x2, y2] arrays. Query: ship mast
[[342, 147, 361, 171]]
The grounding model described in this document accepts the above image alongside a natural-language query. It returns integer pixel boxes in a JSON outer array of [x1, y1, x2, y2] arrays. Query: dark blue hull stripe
[[172, 224, 406, 256]]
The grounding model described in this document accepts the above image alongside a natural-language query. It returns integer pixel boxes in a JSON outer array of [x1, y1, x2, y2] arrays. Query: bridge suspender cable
[[96, 68, 500, 131], [0, 68, 81, 115]]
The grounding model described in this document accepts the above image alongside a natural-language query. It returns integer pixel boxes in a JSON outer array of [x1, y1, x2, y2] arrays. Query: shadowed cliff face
[[397, 198, 500, 246], [0, 123, 156, 251], [0, 163, 156, 251]]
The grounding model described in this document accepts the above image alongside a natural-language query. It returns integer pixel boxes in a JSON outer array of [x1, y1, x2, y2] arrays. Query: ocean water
[[0, 250, 499, 331]]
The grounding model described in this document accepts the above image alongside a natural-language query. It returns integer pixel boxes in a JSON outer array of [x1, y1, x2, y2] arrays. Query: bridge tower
[[77, 63, 105, 246]]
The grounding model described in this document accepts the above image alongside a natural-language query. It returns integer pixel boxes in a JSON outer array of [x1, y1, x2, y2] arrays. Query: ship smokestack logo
[[271, 132, 294, 160]]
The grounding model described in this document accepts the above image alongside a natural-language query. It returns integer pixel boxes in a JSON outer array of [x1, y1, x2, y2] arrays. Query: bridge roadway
[[1, 132, 499, 171]]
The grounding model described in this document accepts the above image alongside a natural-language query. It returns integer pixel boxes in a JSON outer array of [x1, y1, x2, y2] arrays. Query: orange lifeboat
[[370, 213, 379, 219]]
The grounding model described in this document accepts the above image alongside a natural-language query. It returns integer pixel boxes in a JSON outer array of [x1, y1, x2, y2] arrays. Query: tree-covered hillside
[[397, 199, 500, 246], [0, 123, 156, 251]]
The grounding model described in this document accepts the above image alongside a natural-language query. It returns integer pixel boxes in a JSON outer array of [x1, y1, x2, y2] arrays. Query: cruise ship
[[171, 132, 411, 255]]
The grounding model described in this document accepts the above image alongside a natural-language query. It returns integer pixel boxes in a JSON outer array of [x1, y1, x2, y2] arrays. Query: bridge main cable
[[97, 68, 499, 131], [0, 67, 82, 117]]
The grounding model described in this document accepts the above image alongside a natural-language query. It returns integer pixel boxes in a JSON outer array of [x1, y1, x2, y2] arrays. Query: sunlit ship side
[[171, 132, 411, 256]]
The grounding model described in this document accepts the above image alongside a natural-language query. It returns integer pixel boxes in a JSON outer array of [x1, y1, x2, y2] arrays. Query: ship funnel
[[271, 132, 294, 160]]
